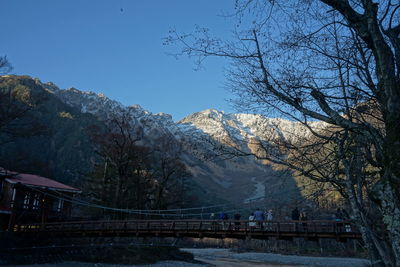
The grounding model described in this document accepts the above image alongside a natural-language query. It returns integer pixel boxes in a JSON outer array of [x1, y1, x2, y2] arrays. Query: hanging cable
[[25, 185, 248, 217]]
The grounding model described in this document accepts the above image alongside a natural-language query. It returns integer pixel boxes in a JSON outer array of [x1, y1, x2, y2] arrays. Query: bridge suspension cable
[[25, 185, 249, 217], [22, 180, 290, 219]]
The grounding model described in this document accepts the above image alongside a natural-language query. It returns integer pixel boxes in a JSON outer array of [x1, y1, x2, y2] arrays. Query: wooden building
[[0, 169, 80, 231]]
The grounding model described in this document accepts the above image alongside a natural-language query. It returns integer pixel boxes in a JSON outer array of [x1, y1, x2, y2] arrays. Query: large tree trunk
[[380, 66, 400, 266], [378, 181, 400, 266], [346, 181, 393, 266]]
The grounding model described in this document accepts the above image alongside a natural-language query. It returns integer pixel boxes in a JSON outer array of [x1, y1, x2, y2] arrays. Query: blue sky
[[0, 0, 236, 120]]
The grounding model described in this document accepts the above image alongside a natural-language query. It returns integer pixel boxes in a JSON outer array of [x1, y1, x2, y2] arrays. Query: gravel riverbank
[[183, 248, 371, 266], [1, 248, 371, 266]]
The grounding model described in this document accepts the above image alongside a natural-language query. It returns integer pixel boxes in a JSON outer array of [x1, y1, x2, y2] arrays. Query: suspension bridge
[[4, 182, 363, 242], [13, 219, 360, 241]]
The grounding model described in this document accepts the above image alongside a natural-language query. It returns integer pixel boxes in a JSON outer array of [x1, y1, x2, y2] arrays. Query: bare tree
[[151, 134, 192, 210], [86, 108, 153, 217], [86, 108, 192, 218], [167, 1, 400, 265]]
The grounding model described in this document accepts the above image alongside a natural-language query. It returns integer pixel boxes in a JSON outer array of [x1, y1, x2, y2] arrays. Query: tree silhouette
[[167, 1, 400, 265]]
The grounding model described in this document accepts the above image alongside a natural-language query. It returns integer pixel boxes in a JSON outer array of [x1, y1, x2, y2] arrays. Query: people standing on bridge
[[341, 209, 352, 232], [219, 212, 226, 220], [266, 209, 273, 221], [335, 208, 346, 232], [219, 212, 228, 230], [234, 213, 241, 230], [209, 213, 216, 230], [335, 208, 343, 221], [254, 208, 264, 228], [265, 209, 273, 231], [291, 207, 300, 221], [248, 212, 256, 230], [300, 211, 307, 221], [291, 207, 300, 232], [300, 211, 308, 231]]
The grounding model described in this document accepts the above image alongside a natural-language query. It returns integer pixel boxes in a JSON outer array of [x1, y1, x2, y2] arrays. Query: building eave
[[4, 179, 82, 193]]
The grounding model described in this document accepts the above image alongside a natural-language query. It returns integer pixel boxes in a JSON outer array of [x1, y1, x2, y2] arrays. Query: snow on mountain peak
[[2, 75, 328, 206], [178, 110, 327, 146], [34, 75, 326, 148]]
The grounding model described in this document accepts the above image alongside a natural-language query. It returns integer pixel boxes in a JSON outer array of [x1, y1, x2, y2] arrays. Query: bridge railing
[[13, 219, 358, 235]]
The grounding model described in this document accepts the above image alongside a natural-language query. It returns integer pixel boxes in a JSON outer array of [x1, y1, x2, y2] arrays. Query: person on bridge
[[341, 209, 352, 233], [335, 208, 344, 221], [266, 209, 273, 221], [234, 213, 241, 230], [265, 209, 273, 231], [248, 213, 256, 229], [254, 208, 264, 228], [300, 211, 308, 231], [291, 207, 300, 232], [210, 213, 215, 220], [209, 213, 216, 230], [335, 208, 345, 232], [291, 207, 300, 221], [300, 211, 308, 221], [219, 212, 228, 230]]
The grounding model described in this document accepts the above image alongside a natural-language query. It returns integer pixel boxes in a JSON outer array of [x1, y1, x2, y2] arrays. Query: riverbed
[[183, 248, 370, 267], [2, 248, 371, 266]]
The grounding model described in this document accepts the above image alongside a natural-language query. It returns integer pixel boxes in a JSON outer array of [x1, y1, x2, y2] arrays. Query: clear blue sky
[[0, 0, 236, 120]]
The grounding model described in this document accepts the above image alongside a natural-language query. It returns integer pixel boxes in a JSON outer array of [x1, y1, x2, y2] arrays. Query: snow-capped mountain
[[35, 77, 324, 206], [179, 109, 327, 148], [39, 78, 324, 149]]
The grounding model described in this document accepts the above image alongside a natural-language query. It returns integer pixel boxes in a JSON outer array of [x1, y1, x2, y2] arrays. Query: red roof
[[1, 169, 80, 192]]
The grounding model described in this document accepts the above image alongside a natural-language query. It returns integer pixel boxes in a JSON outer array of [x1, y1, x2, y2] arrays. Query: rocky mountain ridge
[[40, 78, 323, 205], [3, 75, 326, 207], [38, 78, 325, 148]]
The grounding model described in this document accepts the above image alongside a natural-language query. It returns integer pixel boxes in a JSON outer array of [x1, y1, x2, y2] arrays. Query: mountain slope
[[0, 75, 100, 186], [46, 80, 308, 207], [0, 75, 320, 210]]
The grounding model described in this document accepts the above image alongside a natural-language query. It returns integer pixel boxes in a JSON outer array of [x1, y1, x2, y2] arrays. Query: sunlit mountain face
[[1, 75, 328, 210]]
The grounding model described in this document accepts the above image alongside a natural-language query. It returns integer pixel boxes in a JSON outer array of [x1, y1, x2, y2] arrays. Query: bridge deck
[[13, 220, 361, 240]]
